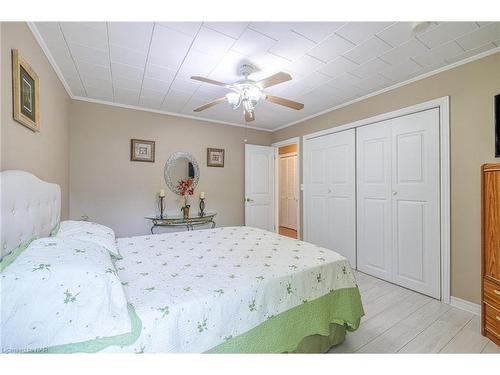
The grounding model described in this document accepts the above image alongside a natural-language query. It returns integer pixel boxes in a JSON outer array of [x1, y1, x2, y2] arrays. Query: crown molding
[[273, 47, 500, 132], [28, 22, 499, 134], [71, 95, 273, 131]]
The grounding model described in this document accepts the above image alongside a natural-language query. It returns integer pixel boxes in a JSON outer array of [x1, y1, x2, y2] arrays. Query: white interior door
[[356, 120, 393, 281], [279, 153, 298, 230], [391, 108, 440, 298], [356, 108, 441, 298], [304, 129, 356, 267], [245, 144, 275, 231]]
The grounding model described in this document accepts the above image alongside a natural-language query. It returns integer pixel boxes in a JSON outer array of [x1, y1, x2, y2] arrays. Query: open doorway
[[273, 138, 300, 240]]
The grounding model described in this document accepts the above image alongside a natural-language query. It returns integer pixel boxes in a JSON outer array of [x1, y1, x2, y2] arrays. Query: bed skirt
[[206, 287, 363, 353]]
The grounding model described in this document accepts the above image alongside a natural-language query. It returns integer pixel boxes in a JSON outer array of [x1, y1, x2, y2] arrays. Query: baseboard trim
[[450, 296, 481, 316]]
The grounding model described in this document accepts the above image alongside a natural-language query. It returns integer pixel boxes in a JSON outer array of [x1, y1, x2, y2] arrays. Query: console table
[[145, 210, 217, 234]]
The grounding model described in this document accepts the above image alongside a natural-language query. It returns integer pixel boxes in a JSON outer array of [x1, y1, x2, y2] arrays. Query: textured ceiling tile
[[307, 34, 355, 62], [191, 27, 236, 58], [148, 24, 194, 70], [343, 37, 392, 65], [291, 22, 345, 43], [109, 44, 147, 68], [268, 31, 316, 60], [379, 38, 430, 65], [317, 56, 359, 78], [455, 23, 500, 50], [417, 22, 479, 49], [108, 22, 153, 53], [413, 41, 464, 67], [350, 58, 390, 79], [231, 28, 277, 56], [336, 22, 394, 44], [203, 22, 249, 39]]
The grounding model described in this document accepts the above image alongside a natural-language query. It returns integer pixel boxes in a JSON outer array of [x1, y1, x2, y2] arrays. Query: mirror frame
[[164, 151, 200, 195]]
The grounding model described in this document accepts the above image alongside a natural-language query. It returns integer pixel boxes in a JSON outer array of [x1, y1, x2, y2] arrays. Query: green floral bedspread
[[104, 226, 361, 353]]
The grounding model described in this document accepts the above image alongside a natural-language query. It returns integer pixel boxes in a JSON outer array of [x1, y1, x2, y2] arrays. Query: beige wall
[[1, 22, 71, 218], [69, 100, 272, 237], [273, 52, 500, 304]]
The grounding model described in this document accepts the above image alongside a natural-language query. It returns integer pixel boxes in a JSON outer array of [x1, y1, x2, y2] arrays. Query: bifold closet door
[[357, 108, 441, 299], [304, 129, 356, 267], [356, 120, 393, 281], [391, 108, 440, 298]]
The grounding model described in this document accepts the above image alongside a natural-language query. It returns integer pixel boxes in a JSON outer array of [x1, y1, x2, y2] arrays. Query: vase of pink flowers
[[177, 178, 194, 219]]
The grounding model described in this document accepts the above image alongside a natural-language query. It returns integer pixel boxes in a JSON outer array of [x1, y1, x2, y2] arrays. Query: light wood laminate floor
[[329, 270, 500, 353], [279, 226, 297, 239]]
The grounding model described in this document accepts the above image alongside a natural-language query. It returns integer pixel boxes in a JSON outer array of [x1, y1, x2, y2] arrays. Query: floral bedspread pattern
[[56, 220, 120, 258], [1, 237, 131, 352], [107, 226, 358, 353]]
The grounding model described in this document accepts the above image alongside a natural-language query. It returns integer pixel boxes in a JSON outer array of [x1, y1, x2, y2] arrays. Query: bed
[[1, 171, 363, 353]]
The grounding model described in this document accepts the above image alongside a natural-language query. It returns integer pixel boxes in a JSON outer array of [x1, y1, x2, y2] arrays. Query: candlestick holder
[[199, 197, 205, 217], [159, 196, 165, 219]]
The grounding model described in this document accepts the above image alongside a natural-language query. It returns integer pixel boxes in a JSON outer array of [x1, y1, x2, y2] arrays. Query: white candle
[[200, 191, 205, 199], [159, 189, 165, 198]]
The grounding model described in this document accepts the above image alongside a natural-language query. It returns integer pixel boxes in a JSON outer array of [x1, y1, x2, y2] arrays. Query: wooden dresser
[[481, 163, 500, 346]]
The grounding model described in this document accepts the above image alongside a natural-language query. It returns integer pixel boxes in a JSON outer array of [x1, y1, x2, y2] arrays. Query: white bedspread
[[106, 226, 357, 353]]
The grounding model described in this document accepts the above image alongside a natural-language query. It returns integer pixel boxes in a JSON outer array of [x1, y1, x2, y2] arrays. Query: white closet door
[[356, 108, 441, 298], [357, 120, 393, 281], [391, 108, 440, 298], [304, 129, 356, 266]]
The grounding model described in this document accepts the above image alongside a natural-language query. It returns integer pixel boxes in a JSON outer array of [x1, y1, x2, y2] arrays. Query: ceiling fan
[[190, 64, 304, 122]]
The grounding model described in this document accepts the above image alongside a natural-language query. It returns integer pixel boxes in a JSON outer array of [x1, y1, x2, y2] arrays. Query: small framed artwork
[[495, 94, 499, 157], [131, 139, 155, 162], [207, 148, 225, 167], [12, 49, 40, 132]]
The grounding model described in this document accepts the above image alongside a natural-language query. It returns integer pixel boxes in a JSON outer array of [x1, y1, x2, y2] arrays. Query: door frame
[[278, 151, 298, 231], [302, 96, 450, 304], [272, 137, 301, 239]]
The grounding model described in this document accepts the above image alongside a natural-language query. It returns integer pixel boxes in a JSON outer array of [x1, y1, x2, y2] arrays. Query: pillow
[[1, 237, 134, 352], [56, 220, 120, 258]]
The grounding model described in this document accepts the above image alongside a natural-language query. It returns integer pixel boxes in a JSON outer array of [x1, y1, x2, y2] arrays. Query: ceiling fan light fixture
[[191, 66, 304, 122], [225, 92, 241, 108], [246, 86, 262, 102]]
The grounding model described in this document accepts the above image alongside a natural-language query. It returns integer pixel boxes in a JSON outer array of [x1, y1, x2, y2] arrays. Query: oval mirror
[[164, 152, 200, 195]]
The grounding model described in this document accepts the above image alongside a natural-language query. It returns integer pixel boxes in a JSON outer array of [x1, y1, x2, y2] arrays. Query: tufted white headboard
[[1, 170, 61, 258]]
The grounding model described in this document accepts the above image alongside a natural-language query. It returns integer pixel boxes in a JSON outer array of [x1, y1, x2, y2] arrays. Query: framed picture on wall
[[12, 49, 40, 132], [207, 148, 225, 167], [495, 94, 499, 157], [131, 139, 155, 162]]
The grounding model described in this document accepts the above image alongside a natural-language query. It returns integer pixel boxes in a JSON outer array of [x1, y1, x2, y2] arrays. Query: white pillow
[[1, 237, 134, 352], [56, 220, 120, 258]]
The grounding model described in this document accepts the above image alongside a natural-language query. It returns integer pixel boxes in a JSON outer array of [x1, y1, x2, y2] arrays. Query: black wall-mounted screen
[[496, 94, 500, 157]]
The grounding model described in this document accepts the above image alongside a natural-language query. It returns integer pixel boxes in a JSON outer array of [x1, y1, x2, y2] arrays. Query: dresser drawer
[[484, 303, 500, 339], [484, 278, 500, 311]]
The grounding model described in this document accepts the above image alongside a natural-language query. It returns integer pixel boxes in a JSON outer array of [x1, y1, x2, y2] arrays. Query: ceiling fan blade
[[265, 95, 304, 110], [190, 76, 231, 88], [245, 110, 255, 122], [257, 72, 292, 89], [193, 98, 226, 112]]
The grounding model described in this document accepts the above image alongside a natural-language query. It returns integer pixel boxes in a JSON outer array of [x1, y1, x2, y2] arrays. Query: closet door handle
[[392, 191, 398, 196]]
